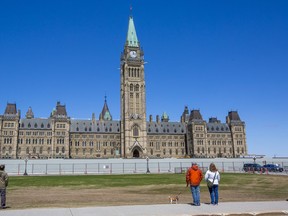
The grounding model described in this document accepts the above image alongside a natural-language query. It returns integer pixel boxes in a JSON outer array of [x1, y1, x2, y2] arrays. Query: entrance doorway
[[133, 149, 140, 158]]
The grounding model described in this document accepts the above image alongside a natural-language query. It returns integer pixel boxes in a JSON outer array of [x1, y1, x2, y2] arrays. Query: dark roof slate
[[20, 118, 52, 130], [207, 122, 230, 133], [147, 121, 186, 134], [70, 120, 120, 133]]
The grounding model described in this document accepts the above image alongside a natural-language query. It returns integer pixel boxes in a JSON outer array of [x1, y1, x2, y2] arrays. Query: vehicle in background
[[243, 163, 264, 172], [263, 164, 284, 172]]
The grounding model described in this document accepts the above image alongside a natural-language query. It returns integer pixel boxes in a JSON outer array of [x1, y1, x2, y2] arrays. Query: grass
[[10, 173, 186, 188], [7, 173, 288, 209], [10, 173, 288, 192]]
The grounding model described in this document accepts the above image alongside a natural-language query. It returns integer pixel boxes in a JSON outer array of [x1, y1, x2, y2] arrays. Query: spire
[[99, 96, 112, 121], [126, 16, 139, 47]]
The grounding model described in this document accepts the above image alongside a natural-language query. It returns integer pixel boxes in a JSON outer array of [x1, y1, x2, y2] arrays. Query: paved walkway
[[1, 201, 287, 216]]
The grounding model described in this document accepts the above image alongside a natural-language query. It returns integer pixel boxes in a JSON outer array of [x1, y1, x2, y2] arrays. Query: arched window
[[56, 147, 59, 153], [133, 126, 139, 137], [62, 147, 65, 153], [135, 84, 139, 91], [130, 84, 133, 91]]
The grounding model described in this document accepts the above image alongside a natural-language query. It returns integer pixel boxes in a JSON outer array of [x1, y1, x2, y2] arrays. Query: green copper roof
[[126, 16, 139, 47], [162, 112, 169, 119], [99, 97, 112, 121]]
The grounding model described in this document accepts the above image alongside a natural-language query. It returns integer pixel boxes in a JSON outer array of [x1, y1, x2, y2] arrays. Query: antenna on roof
[[130, 2, 133, 17]]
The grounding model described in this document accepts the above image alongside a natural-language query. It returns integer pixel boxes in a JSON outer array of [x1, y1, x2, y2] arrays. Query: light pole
[[146, 157, 150, 174], [24, 157, 28, 176]]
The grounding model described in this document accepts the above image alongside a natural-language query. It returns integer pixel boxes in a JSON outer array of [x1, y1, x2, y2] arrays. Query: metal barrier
[[1, 158, 288, 176]]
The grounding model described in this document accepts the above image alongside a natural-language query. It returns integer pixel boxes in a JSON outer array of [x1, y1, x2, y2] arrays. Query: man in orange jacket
[[186, 162, 203, 206]]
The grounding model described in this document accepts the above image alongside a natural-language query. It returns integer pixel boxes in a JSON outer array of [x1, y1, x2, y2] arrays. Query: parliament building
[[0, 15, 247, 159]]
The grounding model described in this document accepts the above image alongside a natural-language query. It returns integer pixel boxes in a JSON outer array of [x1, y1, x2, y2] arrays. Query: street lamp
[[24, 157, 28, 176], [146, 157, 150, 174]]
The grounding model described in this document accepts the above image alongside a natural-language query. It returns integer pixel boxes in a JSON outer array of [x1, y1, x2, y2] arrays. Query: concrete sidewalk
[[0, 201, 287, 216]]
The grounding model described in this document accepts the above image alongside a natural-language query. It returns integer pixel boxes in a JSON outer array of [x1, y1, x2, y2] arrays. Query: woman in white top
[[205, 163, 220, 205]]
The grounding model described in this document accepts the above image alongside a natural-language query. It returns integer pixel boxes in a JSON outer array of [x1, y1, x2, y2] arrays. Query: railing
[[2, 159, 288, 176]]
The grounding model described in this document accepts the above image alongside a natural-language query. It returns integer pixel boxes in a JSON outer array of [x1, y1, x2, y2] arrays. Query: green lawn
[[7, 173, 288, 208], [10, 173, 288, 194]]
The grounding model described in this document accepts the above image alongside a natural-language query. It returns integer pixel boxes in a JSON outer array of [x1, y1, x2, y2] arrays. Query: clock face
[[129, 51, 137, 58]]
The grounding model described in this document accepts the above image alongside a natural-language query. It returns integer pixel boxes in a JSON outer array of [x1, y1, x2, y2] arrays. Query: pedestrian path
[[0, 201, 287, 216]]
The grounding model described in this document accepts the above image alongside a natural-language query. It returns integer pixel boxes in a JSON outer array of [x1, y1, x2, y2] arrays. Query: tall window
[[135, 84, 139, 91], [133, 125, 139, 137]]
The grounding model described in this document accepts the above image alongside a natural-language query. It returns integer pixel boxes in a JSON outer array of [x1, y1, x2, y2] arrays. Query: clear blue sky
[[1, 1, 288, 157]]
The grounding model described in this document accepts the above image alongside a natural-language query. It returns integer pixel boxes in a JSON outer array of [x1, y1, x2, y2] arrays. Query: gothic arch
[[131, 146, 143, 158]]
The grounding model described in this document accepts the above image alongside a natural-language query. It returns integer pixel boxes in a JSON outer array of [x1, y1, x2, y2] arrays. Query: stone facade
[[0, 15, 247, 159]]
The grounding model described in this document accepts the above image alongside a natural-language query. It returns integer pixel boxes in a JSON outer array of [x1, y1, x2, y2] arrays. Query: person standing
[[205, 163, 220, 205], [0, 164, 8, 209], [186, 162, 203, 206]]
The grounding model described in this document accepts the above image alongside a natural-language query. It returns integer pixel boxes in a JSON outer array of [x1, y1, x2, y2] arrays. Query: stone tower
[[120, 15, 147, 158]]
